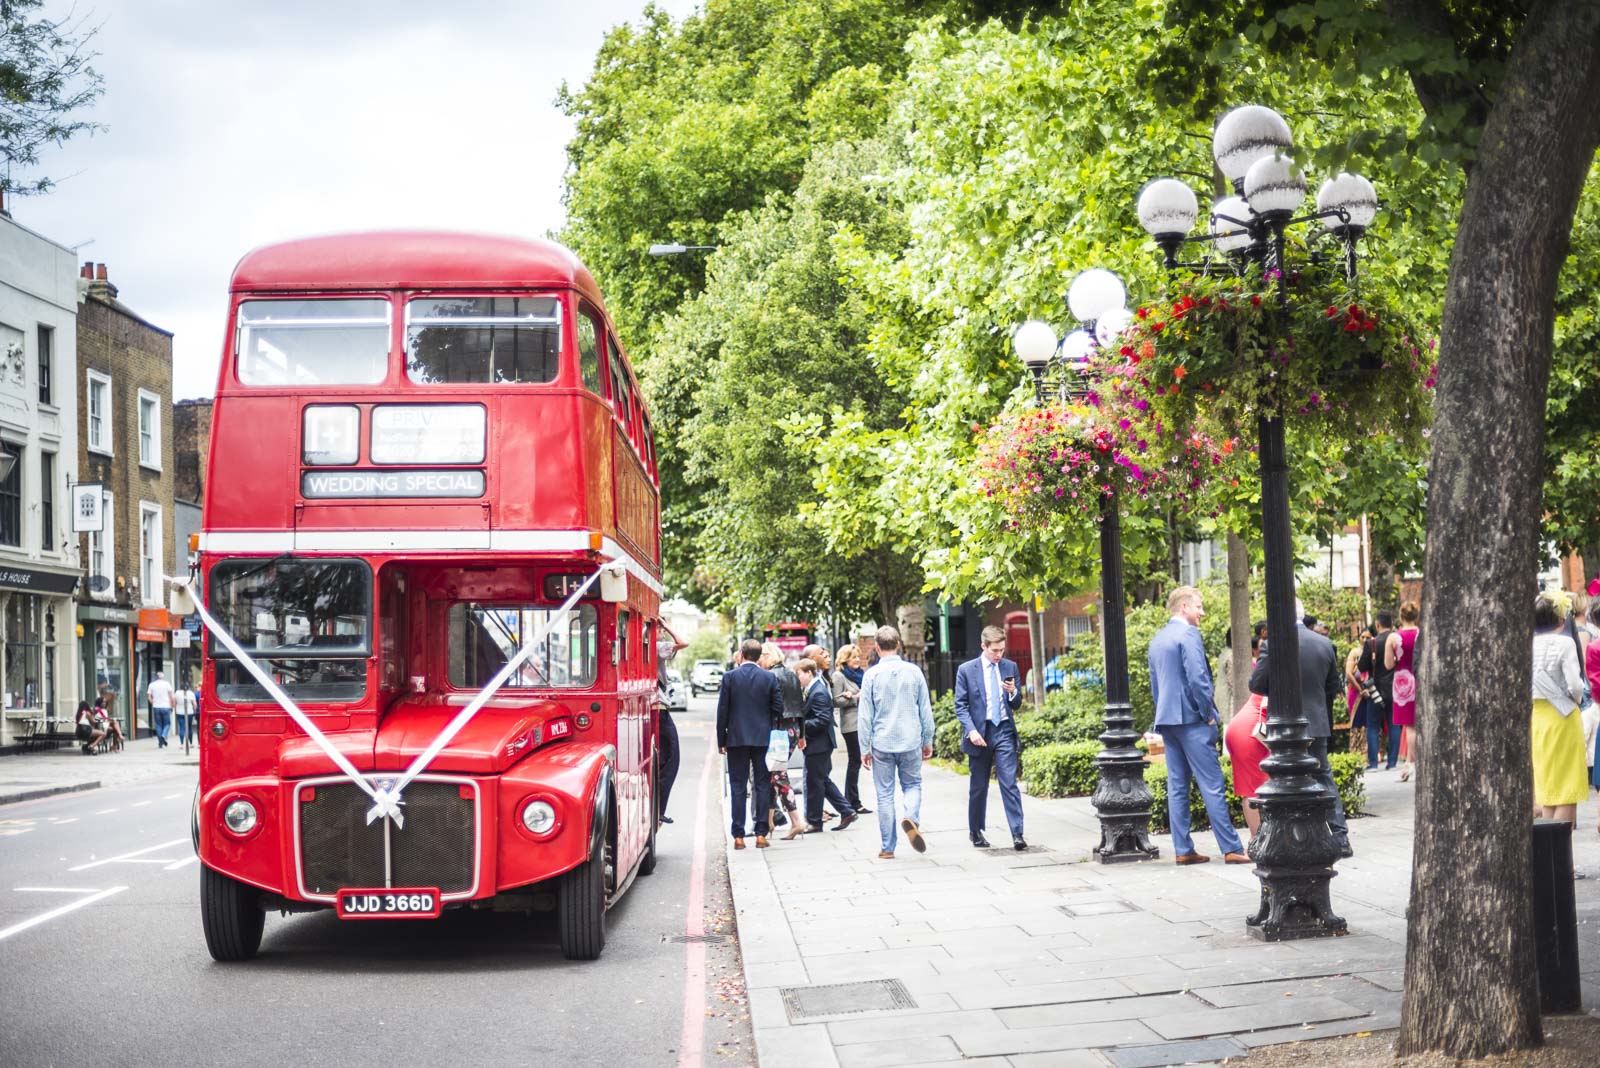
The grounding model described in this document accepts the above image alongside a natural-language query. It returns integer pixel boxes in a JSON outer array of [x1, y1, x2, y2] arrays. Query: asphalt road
[[0, 696, 751, 1068]]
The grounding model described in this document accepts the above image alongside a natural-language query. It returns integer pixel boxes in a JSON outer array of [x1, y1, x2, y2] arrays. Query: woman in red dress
[[1224, 692, 1269, 840]]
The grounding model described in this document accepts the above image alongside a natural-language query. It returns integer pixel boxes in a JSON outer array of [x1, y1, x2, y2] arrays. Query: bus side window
[[578, 309, 604, 396], [616, 609, 630, 667], [379, 569, 406, 692]]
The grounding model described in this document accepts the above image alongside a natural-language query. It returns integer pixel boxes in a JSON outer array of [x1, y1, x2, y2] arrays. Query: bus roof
[[229, 230, 606, 305]]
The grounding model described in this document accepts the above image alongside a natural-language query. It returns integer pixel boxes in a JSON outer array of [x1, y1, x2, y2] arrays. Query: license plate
[[335, 888, 442, 920]]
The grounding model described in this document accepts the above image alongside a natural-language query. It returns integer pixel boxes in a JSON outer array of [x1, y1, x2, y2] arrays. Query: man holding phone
[[954, 625, 1027, 850]]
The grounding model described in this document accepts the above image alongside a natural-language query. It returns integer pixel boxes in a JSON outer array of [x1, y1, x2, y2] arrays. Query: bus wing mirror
[[599, 562, 628, 603], [169, 582, 197, 618]]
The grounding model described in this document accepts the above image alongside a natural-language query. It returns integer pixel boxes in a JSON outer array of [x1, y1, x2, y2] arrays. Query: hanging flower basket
[[976, 398, 1224, 531], [1111, 270, 1435, 443]]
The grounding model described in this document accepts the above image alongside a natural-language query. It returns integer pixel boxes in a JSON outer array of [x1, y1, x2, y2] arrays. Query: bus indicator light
[[575, 713, 592, 730]]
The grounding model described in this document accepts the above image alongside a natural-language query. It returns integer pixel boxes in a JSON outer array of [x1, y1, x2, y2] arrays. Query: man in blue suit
[[1147, 586, 1247, 865], [718, 638, 783, 849], [955, 625, 1027, 850]]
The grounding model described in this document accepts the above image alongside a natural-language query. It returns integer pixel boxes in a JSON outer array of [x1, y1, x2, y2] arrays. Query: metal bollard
[[1531, 819, 1582, 1013]]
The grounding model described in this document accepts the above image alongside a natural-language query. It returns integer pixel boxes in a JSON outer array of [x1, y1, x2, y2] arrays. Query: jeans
[[175, 712, 193, 746], [152, 706, 171, 745], [841, 730, 864, 808], [1159, 722, 1244, 856], [725, 747, 772, 838], [1365, 703, 1400, 769], [871, 748, 923, 853]]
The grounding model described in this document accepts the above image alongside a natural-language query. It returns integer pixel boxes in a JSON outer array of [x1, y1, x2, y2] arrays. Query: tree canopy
[[0, 0, 102, 196]]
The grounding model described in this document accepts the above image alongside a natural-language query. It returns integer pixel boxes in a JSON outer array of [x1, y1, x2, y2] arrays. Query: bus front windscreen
[[208, 558, 372, 703]]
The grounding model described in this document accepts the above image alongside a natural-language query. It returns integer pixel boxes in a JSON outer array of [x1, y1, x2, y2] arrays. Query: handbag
[[765, 728, 791, 771]]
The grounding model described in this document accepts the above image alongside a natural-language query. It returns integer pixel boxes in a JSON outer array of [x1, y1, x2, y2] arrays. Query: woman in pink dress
[[1388, 600, 1421, 782], [1224, 692, 1269, 840]]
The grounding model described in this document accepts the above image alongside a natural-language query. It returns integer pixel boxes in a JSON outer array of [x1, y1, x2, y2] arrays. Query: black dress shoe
[[971, 832, 991, 848], [854, 806, 871, 814], [1013, 837, 1028, 852]]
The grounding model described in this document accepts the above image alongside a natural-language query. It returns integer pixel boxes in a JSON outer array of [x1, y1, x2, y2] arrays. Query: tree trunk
[[1398, 2, 1600, 1057], [1227, 531, 1252, 717], [1027, 598, 1047, 706], [1578, 538, 1600, 587]]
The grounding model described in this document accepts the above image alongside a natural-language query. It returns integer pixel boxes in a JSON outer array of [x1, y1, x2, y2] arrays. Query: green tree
[[0, 0, 103, 195]]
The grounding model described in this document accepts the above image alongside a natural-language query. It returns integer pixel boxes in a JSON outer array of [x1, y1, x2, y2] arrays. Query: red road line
[[677, 740, 718, 1068]]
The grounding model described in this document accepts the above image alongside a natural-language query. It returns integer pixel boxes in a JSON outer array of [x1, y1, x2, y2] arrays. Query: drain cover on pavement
[[1057, 899, 1139, 917], [781, 978, 918, 1022]]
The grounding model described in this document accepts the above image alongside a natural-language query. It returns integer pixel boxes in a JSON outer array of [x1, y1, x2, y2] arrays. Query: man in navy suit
[[794, 658, 857, 835], [717, 638, 783, 849], [1147, 586, 1247, 865], [955, 625, 1027, 850]]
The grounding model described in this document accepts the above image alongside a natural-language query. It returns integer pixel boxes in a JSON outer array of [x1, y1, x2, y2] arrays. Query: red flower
[[1135, 307, 1149, 320], [1173, 365, 1187, 380], [1152, 321, 1166, 333], [1250, 295, 1262, 307], [1326, 306, 1338, 318]]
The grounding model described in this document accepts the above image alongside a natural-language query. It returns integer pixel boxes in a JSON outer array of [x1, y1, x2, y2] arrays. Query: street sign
[[172, 630, 191, 649]]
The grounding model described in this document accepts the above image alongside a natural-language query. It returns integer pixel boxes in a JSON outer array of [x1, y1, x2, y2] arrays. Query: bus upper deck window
[[406, 296, 561, 385], [236, 299, 391, 386]]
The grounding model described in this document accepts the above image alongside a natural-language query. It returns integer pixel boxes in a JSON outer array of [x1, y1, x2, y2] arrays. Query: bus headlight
[[521, 799, 557, 836], [223, 798, 259, 836]]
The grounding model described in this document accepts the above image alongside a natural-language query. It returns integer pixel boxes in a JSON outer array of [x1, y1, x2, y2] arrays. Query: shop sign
[[136, 628, 167, 643], [0, 564, 80, 595], [78, 604, 138, 625], [72, 483, 105, 532]]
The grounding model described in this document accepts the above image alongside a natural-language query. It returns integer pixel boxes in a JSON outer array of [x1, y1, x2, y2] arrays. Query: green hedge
[[1020, 743, 1368, 835]]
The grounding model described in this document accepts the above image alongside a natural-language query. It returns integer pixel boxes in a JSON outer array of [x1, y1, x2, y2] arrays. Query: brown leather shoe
[[877, 850, 895, 859], [1224, 852, 1251, 864], [755, 836, 770, 848], [733, 838, 745, 850], [902, 818, 926, 853], [1175, 852, 1211, 865]]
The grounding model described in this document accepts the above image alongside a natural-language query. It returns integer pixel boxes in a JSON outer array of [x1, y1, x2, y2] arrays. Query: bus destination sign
[[301, 469, 486, 499]]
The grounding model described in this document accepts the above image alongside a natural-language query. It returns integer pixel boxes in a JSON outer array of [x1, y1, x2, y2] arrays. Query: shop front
[[134, 608, 175, 738], [1, 564, 82, 746], [79, 603, 136, 739]]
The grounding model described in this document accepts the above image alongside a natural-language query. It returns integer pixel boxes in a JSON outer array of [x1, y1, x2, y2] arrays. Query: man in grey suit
[[1248, 615, 1352, 857], [954, 625, 1026, 850]]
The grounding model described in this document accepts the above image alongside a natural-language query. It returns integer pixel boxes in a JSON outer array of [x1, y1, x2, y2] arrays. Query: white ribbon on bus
[[175, 563, 616, 829]]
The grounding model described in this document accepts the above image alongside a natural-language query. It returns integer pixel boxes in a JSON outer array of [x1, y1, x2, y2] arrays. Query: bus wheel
[[558, 826, 607, 960], [639, 763, 659, 877], [200, 865, 264, 962]]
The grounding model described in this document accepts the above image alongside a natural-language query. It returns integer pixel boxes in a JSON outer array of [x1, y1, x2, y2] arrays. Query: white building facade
[[0, 214, 82, 743]]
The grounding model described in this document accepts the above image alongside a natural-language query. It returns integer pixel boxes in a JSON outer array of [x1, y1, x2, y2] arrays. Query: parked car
[[690, 659, 725, 695], [663, 668, 690, 712], [1042, 655, 1102, 693]]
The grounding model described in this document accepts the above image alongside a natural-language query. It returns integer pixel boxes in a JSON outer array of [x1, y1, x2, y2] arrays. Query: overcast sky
[[14, 0, 700, 400]]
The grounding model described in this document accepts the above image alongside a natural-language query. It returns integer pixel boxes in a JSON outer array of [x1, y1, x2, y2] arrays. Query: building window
[[88, 490, 114, 600], [87, 370, 112, 455], [37, 325, 52, 406], [139, 503, 162, 604], [40, 451, 54, 551], [138, 389, 161, 470], [0, 442, 21, 547], [4, 594, 43, 709]]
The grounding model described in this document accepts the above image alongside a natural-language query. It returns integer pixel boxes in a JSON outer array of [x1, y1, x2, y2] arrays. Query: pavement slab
[[724, 747, 1600, 1068]]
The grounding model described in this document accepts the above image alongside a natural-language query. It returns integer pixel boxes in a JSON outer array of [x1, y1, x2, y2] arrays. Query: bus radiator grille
[[298, 780, 476, 896]]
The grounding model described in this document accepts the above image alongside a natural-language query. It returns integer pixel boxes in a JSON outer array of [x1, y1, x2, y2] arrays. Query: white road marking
[[69, 837, 189, 872], [130, 801, 152, 808], [163, 856, 198, 871], [0, 887, 127, 942], [163, 793, 184, 800], [14, 887, 104, 893], [47, 817, 79, 825], [94, 809, 117, 815], [0, 829, 32, 837]]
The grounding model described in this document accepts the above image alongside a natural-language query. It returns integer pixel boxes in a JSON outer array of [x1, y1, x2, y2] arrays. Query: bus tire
[[558, 823, 607, 960], [639, 761, 659, 877], [201, 865, 264, 962]]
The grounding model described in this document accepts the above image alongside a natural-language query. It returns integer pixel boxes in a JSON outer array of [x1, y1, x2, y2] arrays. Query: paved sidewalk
[[0, 737, 198, 804], [727, 758, 1600, 1068]]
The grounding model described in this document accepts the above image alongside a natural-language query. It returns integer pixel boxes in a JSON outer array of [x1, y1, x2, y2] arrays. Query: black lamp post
[[1135, 105, 1378, 939], [1014, 267, 1159, 864]]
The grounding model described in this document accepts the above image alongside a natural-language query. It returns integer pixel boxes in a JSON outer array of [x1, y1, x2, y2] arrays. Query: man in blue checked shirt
[[858, 625, 935, 858]]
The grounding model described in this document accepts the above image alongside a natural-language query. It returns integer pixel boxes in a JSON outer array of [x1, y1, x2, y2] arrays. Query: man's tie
[[988, 661, 1004, 724]]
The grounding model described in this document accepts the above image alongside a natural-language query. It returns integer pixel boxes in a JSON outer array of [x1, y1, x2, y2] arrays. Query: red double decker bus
[[191, 231, 662, 961]]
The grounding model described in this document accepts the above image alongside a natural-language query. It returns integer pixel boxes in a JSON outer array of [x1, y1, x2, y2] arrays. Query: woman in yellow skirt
[[1532, 592, 1588, 824]]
